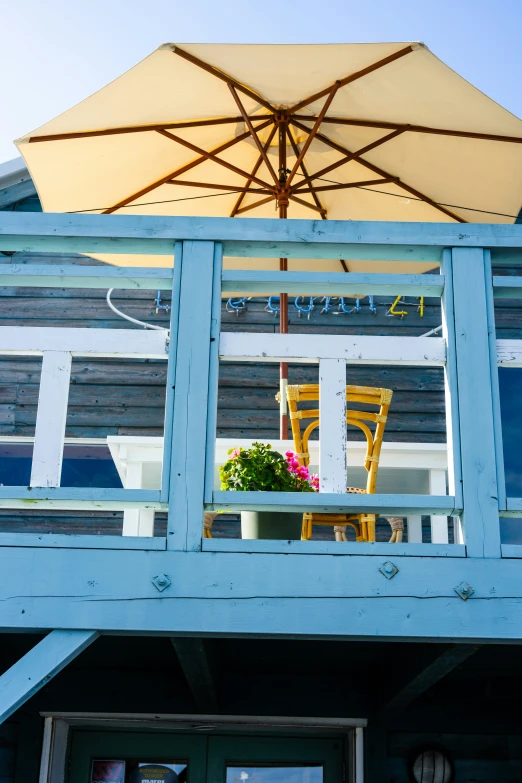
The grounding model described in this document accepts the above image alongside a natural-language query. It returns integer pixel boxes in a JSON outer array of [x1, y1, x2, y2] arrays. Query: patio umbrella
[[15, 42, 522, 435]]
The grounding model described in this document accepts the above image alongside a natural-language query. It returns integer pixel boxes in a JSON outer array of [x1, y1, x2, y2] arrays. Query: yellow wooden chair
[[286, 383, 403, 543]]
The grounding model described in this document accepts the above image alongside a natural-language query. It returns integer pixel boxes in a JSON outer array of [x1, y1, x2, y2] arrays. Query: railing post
[[30, 351, 72, 488], [167, 240, 217, 551], [450, 247, 501, 557], [161, 241, 183, 503], [204, 243, 224, 505]]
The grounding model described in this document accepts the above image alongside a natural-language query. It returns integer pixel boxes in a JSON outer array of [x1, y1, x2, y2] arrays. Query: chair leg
[[334, 526, 344, 542], [301, 515, 312, 541]]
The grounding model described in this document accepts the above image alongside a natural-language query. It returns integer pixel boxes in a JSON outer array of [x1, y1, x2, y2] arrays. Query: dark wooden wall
[[1, 252, 521, 442]]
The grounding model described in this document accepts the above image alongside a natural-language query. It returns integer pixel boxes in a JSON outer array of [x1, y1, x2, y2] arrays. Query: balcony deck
[[0, 211, 521, 652]]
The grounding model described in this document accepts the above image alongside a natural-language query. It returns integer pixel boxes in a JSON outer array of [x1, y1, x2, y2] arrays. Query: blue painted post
[[451, 247, 501, 558], [167, 240, 216, 551], [484, 250, 507, 512], [161, 241, 183, 503], [440, 249, 463, 539], [204, 244, 223, 504]]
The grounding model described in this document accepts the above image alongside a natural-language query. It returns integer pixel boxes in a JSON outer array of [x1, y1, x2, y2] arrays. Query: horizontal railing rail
[[0, 213, 520, 557]]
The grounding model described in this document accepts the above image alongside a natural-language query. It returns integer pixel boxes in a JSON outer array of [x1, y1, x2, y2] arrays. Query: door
[[69, 730, 345, 783]]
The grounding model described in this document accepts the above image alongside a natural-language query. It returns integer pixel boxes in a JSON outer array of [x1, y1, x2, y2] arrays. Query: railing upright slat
[[30, 351, 72, 488], [318, 359, 347, 493]]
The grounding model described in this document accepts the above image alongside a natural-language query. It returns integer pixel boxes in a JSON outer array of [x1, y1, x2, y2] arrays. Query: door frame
[[37, 714, 366, 783]]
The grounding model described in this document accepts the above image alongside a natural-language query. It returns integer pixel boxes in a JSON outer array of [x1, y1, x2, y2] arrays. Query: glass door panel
[[208, 736, 342, 783], [69, 731, 207, 783]]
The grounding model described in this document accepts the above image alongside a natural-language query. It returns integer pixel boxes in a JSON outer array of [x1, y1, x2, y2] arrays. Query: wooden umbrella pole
[[278, 116, 289, 439]]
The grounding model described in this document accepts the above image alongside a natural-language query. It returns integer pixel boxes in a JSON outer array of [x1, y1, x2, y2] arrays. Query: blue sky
[[2, 0, 522, 162]]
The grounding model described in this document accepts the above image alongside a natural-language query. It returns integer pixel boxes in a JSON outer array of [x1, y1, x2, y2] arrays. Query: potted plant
[[219, 442, 318, 540]]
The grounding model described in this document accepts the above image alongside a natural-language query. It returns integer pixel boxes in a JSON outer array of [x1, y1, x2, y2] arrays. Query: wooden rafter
[[300, 116, 522, 144], [287, 45, 415, 114], [101, 120, 272, 214], [290, 118, 467, 223], [286, 124, 327, 219], [295, 177, 397, 194], [235, 195, 276, 214], [27, 116, 273, 143], [228, 85, 279, 186], [171, 45, 276, 113], [166, 180, 272, 194], [157, 129, 275, 190], [230, 124, 278, 216], [288, 193, 326, 214], [291, 128, 407, 192]]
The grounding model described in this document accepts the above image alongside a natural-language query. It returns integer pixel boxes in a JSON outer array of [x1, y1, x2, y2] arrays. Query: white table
[[107, 437, 450, 543]]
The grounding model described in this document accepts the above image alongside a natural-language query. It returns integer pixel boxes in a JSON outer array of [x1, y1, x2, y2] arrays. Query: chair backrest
[[286, 384, 393, 494]]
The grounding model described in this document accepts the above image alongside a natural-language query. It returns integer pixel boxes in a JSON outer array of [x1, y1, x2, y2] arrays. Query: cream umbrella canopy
[[15, 42, 522, 434]]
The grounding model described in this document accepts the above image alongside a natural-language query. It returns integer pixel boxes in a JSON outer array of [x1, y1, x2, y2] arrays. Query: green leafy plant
[[219, 442, 316, 493]]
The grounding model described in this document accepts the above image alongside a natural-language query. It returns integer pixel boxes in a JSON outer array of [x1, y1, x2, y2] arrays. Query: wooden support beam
[[170, 638, 219, 714], [0, 630, 98, 724], [375, 644, 480, 721]]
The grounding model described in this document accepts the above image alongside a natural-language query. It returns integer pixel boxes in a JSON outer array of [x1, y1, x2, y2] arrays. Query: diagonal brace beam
[[0, 630, 99, 723], [375, 644, 480, 721], [171, 637, 219, 713]]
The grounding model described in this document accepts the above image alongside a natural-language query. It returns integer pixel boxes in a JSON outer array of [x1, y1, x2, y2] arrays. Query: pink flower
[[291, 459, 299, 468], [230, 448, 241, 459], [298, 467, 309, 477], [285, 451, 295, 458]]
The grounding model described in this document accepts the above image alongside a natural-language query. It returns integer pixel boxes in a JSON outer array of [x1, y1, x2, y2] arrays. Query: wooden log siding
[[0, 255, 521, 441]]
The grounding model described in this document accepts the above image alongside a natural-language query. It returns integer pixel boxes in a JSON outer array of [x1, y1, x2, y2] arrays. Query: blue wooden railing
[[0, 212, 521, 560]]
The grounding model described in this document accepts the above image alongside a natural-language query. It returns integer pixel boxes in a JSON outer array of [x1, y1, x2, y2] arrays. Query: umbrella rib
[[101, 120, 271, 214], [157, 128, 275, 190], [235, 195, 276, 215], [296, 177, 398, 194], [288, 194, 326, 214], [290, 118, 467, 223], [171, 45, 277, 113], [290, 128, 408, 192], [166, 180, 272, 194], [27, 117, 273, 143], [287, 45, 415, 114], [314, 116, 522, 144], [285, 85, 340, 188], [230, 124, 278, 216], [228, 85, 279, 186], [286, 124, 327, 219]]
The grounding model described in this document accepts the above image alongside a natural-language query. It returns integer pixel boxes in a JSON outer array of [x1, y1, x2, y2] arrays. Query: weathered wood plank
[[211, 491, 455, 515], [222, 271, 444, 296], [220, 334, 446, 365], [1, 212, 522, 253], [4, 547, 522, 640], [0, 327, 167, 358], [0, 264, 173, 290]]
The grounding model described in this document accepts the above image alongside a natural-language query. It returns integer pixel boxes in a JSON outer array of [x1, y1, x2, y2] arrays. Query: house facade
[[1, 161, 522, 782]]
